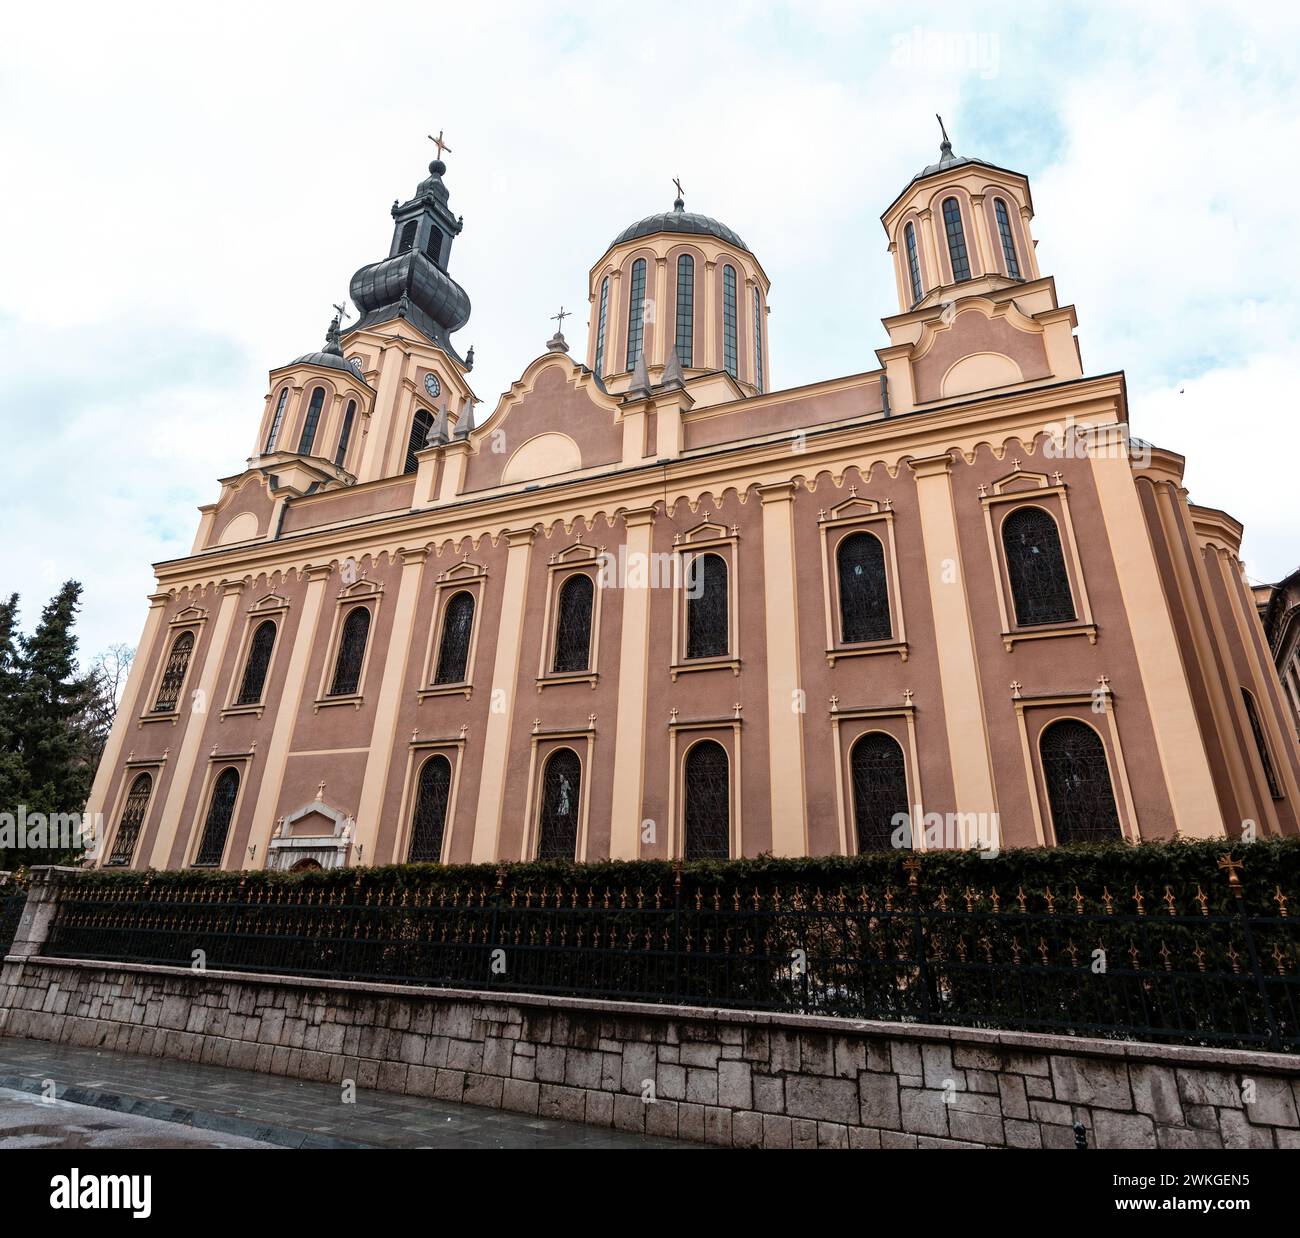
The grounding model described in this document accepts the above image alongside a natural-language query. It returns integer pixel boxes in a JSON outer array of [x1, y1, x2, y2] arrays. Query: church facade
[[85, 133, 1300, 872]]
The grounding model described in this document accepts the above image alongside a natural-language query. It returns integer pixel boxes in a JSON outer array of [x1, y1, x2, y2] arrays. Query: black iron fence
[[33, 854, 1298, 1052]]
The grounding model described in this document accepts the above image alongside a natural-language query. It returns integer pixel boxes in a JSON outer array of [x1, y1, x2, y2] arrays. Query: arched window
[[297, 386, 326, 455], [536, 748, 582, 860], [837, 532, 891, 643], [108, 773, 153, 867], [405, 409, 435, 475], [683, 740, 730, 860], [397, 219, 417, 253], [425, 226, 444, 265], [194, 768, 240, 867], [334, 400, 357, 468], [235, 620, 277, 706], [625, 258, 647, 369], [552, 574, 595, 674], [942, 197, 971, 283], [265, 388, 289, 454], [433, 592, 475, 685], [904, 221, 923, 303], [722, 265, 738, 377], [850, 733, 910, 853], [994, 199, 1021, 278], [152, 631, 194, 713], [593, 276, 610, 377], [1040, 720, 1121, 845], [1242, 690, 1282, 799], [686, 553, 729, 660], [675, 255, 694, 367], [329, 607, 371, 697], [1002, 507, 1076, 627], [408, 755, 452, 863], [753, 287, 764, 394]]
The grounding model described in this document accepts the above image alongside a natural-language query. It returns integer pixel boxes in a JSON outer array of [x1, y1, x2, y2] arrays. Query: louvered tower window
[[1002, 507, 1076, 627], [408, 755, 452, 863], [235, 621, 277, 706], [683, 741, 730, 860], [297, 386, 325, 455], [686, 553, 728, 660], [722, 265, 738, 377], [433, 592, 475, 685], [194, 768, 240, 867], [1040, 720, 1122, 845], [552, 574, 594, 674], [942, 197, 971, 282], [837, 532, 892, 643], [536, 748, 582, 860], [328, 608, 371, 697], [625, 258, 647, 369], [405, 409, 434, 475], [397, 220, 417, 254], [994, 199, 1021, 278], [107, 773, 153, 867], [152, 631, 194, 713], [850, 733, 910, 853], [675, 255, 694, 367]]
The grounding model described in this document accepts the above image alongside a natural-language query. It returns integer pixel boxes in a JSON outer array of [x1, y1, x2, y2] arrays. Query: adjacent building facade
[[85, 133, 1300, 872]]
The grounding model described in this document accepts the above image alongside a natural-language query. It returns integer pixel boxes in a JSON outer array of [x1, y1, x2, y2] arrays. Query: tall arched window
[[850, 733, 910, 853], [297, 386, 326, 455], [1242, 690, 1282, 799], [536, 748, 582, 860], [686, 553, 729, 660], [942, 197, 971, 283], [397, 220, 417, 253], [194, 768, 240, 867], [675, 255, 694, 367], [904, 222, 923, 303], [593, 276, 610, 377], [108, 773, 153, 867], [994, 199, 1021, 278], [235, 620, 277, 706], [152, 631, 195, 713], [625, 258, 647, 369], [552, 574, 595, 674], [329, 607, 371, 697], [434, 592, 475, 685], [405, 408, 435, 475], [334, 400, 357, 468], [408, 755, 452, 863], [683, 740, 730, 860], [1040, 720, 1121, 845], [753, 287, 764, 394], [265, 388, 289, 454], [722, 265, 738, 377], [837, 532, 891, 643], [1002, 507, 1076, 627]]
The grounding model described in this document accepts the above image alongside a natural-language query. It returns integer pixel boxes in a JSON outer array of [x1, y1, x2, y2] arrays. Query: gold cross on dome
[[428, 130, 452, 160]]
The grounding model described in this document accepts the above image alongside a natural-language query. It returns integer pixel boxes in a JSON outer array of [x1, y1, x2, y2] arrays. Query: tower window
[[1002, 506, 1076, 627], [405, 409, 435, 475], [297, 387, 325, 455], [722, 265, 738, 378], [752, 286, 764, 394], [152, 631, 194, 713], [235, 620, 277, 706], [328, 607, 371, 697], [850, 732, 910, 853], [265, 388, 289, 454], [334, 400, 357, 468], [194, 768, 240, 867], [683, 740, 730, 860], [1242, 689, 1283, 799], [536, 748, 582, 860], [107, 772, 153, 868], [425, 227, 443, 265], [552, 574, 595, 674], [942, 197, 971, 283], [675, 255, 694, 368], [1040, 720, 1122, 845], [904, 222, 923, 304], [398, 220, 417, 254], [995, 198, 1021, 278], [625, 258, 647, 369], [433, 591, 475, 685], [837, 532, 892, 644], [593, 277, 609, 378], [408, 755, 452, 863], [686, 552, 729, 660]]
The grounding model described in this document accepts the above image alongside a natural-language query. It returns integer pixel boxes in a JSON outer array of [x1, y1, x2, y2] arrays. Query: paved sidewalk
[[0, 1037, 687, 1150]]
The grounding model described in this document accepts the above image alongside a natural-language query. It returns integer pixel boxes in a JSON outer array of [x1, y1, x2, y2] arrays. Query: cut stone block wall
[[2, 954, 1297, 1149]]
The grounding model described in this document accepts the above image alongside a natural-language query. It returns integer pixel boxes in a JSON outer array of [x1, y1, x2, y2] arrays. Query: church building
[[85, 129, 1300, 871]]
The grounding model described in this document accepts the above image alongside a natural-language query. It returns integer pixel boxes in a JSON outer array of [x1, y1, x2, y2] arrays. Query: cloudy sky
[[2, 0, 1297, 662]]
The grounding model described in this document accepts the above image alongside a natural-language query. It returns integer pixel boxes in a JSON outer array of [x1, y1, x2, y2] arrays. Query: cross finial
[[673, 176, 685, 208], [332, 301, 349, 323], [936, 114, 952, 155], [552, 306, 571, 332], [428, 129, 452, 161]]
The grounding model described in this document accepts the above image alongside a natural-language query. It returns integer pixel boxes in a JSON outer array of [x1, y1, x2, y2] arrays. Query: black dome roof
[[611, 203, 750, 254]]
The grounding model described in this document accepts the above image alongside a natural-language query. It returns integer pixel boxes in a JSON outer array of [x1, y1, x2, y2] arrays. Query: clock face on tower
[[348, 357, 365, 378], [424, 373, 442, 399]]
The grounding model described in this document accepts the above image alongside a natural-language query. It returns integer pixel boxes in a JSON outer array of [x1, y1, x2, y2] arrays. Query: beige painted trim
[[817, 500, 909, 663], [535, 545, 603, 688], [669, 522, 740, 678], [182, 752, 254, 870], [313, 579, 386, 710], [137, 607, 210, 725], [220, 595, 290, 717], [392, 740, 465, 865], [471, 529, 536, 862], [667, 720, 742, 859], [522, 730, 595, 861], [829, 706, 922, 856], [417, 561, 487, 698], [101, 763, 162, 869]]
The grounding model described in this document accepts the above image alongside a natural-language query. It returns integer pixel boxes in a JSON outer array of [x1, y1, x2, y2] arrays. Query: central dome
[[610, 202, 750, 254]]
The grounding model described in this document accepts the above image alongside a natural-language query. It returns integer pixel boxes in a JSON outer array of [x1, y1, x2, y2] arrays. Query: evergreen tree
[[0, 594, 26, 843]]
